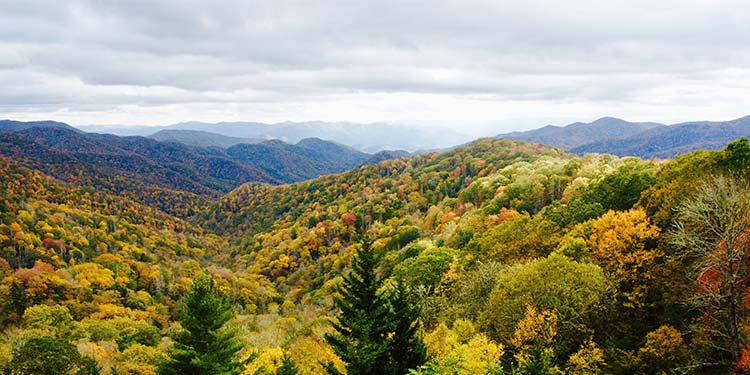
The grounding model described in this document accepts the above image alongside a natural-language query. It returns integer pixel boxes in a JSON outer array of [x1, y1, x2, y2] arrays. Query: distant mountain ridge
[[497, 115, 750, 158], [148, 129, 263, 148], [0, 119, 81, 133], [571, 115, 750, 158], [78, 121, 472, 152], [225, 138, 371, 183], [497, 117, 666, 150]]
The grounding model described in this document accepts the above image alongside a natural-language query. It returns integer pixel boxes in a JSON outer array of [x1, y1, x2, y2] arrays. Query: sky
[[1, 0, 750, 135]]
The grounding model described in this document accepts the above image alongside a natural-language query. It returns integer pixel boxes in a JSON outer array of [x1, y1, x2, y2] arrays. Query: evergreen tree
[[325, 241, 425, 375], [325, 242, 392, 374], [9, 279, 26, 319], [276, 354, 299, 375], [158, 275, 244, 375], [386, 282, 427, 373]]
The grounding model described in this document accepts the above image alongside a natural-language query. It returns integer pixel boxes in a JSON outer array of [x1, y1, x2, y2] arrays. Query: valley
[[1, 119, 749, 373]]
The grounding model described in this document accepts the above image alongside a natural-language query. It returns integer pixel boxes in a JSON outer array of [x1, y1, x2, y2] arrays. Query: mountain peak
[[591, 116, 628, 124]]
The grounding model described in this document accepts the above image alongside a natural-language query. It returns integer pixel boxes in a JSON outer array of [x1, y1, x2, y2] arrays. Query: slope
[[225, 138, 371, 183], [0, 127, 277, 216], [148, 129, 263, 148], [496, 117, 665, 149], [572, 115, 750, 158]]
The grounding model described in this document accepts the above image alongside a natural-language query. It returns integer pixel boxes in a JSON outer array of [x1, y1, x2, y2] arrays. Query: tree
[[9, 336, 82, 375], [325, 242, 392, 374], [158, 275, 244, 375], [479, 254, 612, 360], [276, 354, 299, 375], [325, 241, 426, 375], [509, 305, 559, 374], [386, 282, 427, 373], [669, 175, 750, 370], [558, 209, 663, 347], [579, 162, 656, 211]]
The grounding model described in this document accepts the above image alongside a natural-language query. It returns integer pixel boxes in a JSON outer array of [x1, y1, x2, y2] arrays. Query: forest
[[1, 136, 750, 374]]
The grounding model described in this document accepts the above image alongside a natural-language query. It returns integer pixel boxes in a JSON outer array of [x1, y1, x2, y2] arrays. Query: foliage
[[1, 136, 749, 374], [669, 175, 750, 370], [325, 242, 425, 374], [8, 336, 83, 375], [159, 275, 244, 375], [275, 354, 299, 375], [480, 254, 613, 360]]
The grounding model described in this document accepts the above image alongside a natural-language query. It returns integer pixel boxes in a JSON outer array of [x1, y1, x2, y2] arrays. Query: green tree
[[158, 275, 243, 375], [480, 254, 612, 360], [579, 162, 656, 211], [325, 243, 393, 374], [325, 242, 426, 375], [9, 336, 82, 375], [276, 354, 299, 375], [386, 283, 427, 373]]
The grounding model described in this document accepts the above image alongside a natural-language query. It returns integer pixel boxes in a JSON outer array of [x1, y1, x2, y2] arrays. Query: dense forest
[[1, 135, 750, 374]]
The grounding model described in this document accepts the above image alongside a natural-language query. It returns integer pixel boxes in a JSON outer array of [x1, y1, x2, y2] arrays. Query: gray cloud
[[1, 0, 749, 128]]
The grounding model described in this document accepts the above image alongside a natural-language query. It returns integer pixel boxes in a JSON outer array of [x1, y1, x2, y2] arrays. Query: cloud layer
[[2, 0, 750, 132]]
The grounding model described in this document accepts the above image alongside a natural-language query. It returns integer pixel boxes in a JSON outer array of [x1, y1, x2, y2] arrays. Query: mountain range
[[148, 129, 263, 148], [78, 121, 473, 152], [0, 120, 409, 216], [497, 115, 750, 158]]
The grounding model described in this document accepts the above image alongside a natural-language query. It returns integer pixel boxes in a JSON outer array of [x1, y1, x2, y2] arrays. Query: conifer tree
[[325, 241, 426, 375], [158, 275, 244, 375], [386, 282, 427, 373], [276, 354, 299, 375], [326, 242, 392, 374]]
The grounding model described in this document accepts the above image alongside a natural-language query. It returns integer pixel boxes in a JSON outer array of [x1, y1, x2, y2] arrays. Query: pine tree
[[276, 354, 299, 375], [325, 241, 426, 375], [325, 242, 393, 374], [386, 282, 426, 373], [158, 275, 244, 375]]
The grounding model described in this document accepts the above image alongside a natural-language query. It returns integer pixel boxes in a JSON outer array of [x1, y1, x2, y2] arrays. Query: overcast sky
[[1, 0, 750, 134]]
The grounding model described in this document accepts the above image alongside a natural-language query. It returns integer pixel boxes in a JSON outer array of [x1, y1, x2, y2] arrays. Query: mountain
[[496, 117, 665, 149], [0, 121, 404, 215], [571, 115, 750, 158], [361, 149, 411, 165], [225, 137, 370, 183], [495, 115, 750, 159], [148, 129, 262, 148], [79, 121, 473, 152], [0, 119, 81, 133], [0, 127, 275, 216]]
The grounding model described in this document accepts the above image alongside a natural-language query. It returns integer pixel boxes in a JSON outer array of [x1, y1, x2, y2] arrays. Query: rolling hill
[[0, 127, 274, 216], [0, 119, 81, 133], [79, 120, 473, 152], [496, 117, 665, 149], [148, 129, 263, 148], [571, 115, 750, 158], [497, 115, 750, 158], [0, 121, 408, 215], [225, 138, 370, 183]]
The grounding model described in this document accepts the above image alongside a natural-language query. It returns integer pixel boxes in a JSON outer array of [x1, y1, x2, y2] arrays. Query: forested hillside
[[0, 123, 388, 217], [1, 136, 749, 374], [498, 115, 750, 159]]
